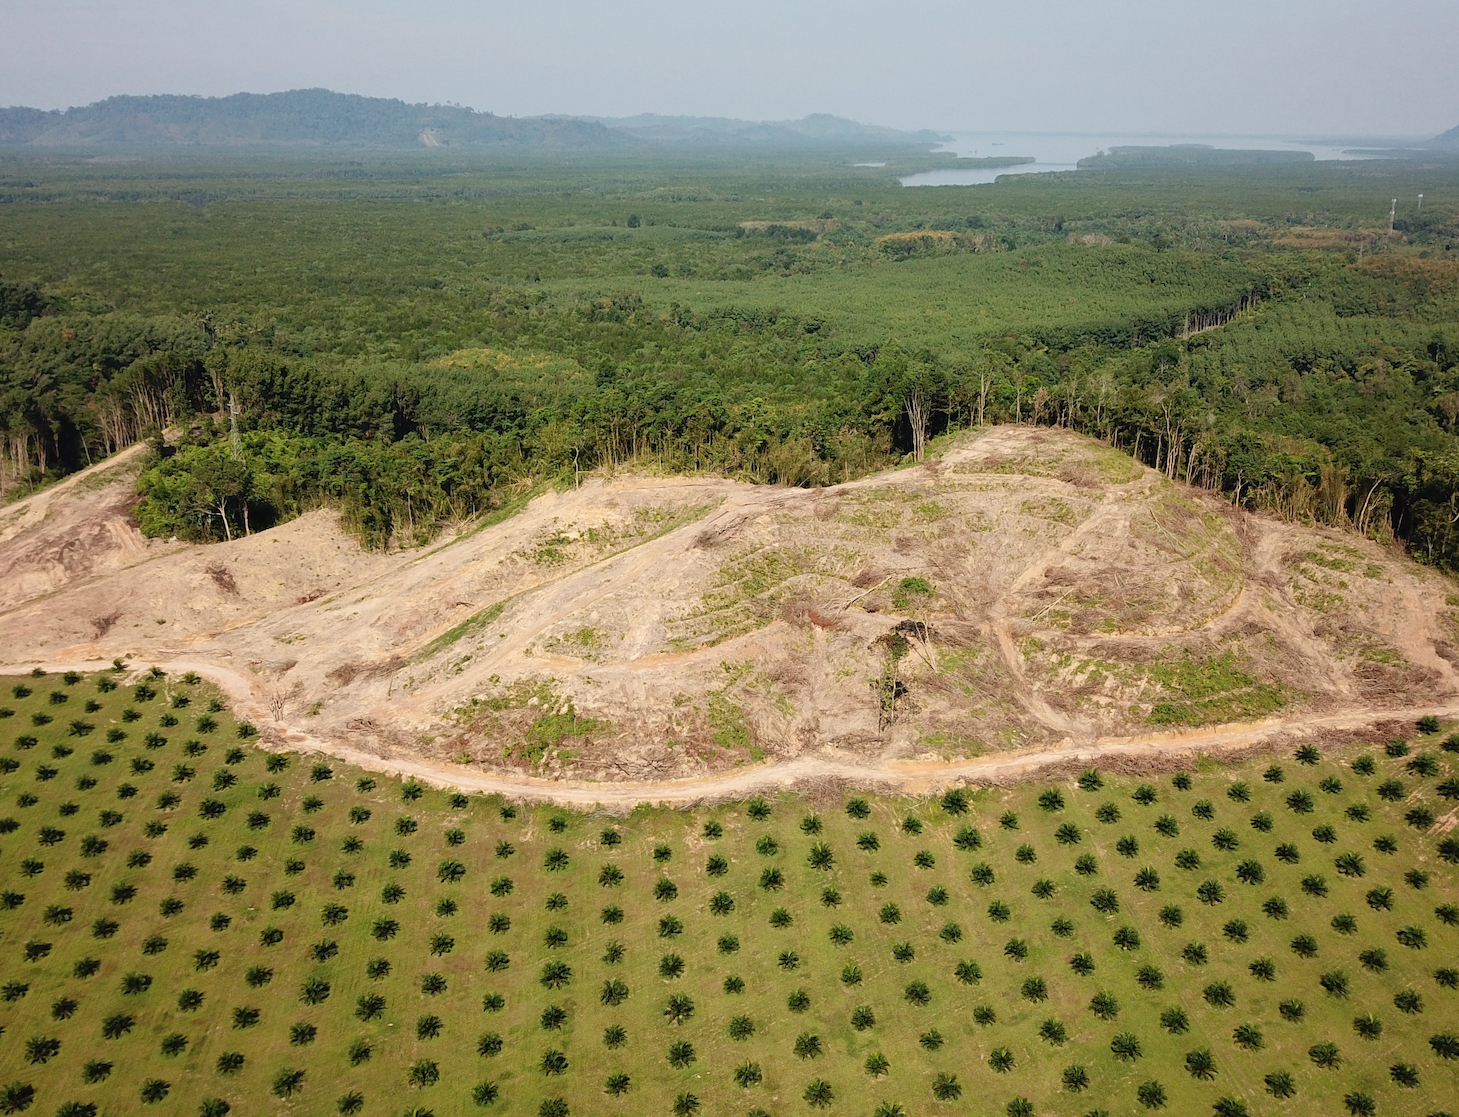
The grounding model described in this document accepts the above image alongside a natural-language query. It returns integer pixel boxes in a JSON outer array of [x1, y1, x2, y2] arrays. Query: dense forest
[[2, 149, 1458, 562]]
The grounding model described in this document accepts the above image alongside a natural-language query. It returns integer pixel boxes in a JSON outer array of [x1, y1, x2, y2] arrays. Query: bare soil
[[4, 426, 1457, 804]]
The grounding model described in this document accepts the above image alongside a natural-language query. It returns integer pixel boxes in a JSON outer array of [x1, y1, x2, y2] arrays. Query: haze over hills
[[0, 89, 611, 148], [0, 88, 941, 150], [557, 111, 947, 148], [1431, 122, 1459, 148]]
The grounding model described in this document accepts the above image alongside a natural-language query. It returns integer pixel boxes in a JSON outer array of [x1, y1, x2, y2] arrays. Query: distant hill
[[1432, 124, 1459, 148], [0, 91, 943, 151], [558, 112, 945, 149], [1077, 144, 1315, 169], [0, 89, 613, 148]]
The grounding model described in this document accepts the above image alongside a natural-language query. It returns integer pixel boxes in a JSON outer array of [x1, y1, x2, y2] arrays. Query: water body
[[900, 131, 1413, 186]]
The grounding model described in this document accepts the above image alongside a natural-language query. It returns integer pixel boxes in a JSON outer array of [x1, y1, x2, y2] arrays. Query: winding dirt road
[[19, 656, 1453, 809]]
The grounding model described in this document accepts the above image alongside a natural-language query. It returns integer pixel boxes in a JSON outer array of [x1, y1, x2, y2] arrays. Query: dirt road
[[18, 656, 1451, 809]]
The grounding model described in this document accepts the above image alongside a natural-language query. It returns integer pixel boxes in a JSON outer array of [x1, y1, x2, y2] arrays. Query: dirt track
[[15, 654, 1454, 808]]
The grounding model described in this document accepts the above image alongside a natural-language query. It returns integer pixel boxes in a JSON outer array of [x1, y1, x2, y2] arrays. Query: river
[[900, 129, 1420, 186]]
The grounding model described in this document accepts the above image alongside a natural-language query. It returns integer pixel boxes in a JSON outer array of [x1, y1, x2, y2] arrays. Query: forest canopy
[[2, 149, 1458, 562]]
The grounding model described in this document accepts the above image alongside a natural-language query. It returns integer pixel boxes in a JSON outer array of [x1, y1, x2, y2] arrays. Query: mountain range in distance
[[0, 89, 945, 150], [0, 88, 1452, 156]]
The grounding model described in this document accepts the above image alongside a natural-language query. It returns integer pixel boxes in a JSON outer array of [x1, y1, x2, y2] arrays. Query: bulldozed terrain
[[2, 427, 1457, 795]]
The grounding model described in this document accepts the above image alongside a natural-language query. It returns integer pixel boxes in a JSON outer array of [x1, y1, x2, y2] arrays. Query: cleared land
[[1, 427, 1456, 791], [1, 668, 1457, 1117]]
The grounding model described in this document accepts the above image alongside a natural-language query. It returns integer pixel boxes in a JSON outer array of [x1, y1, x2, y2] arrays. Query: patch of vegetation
[[419, 600, 506, 658], [543, 627, 608, 661], [672, 545, 837, 649], [1146, 651, 1287, 726], [452, 678, 608, 764]]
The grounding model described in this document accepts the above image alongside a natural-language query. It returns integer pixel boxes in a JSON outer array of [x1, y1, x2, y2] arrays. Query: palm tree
[[1263, 1071, 1295, 1098], [804, 1080, 834, 1109], [1136, 1081, 1167, 1109], [405, 1061, 437, 1090], [1185, 1049, 1216, 1079], [664, 994, 694, 1024], [667, 1041, 695, 1068], [932, 1072, 962, 1100]]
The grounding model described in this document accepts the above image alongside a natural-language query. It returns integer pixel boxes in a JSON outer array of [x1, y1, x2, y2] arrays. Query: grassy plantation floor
[[1, 670, 1458, 1117]]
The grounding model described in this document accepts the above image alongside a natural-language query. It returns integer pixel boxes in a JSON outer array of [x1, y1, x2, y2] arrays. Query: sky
[[2, 0, 1455, 138]]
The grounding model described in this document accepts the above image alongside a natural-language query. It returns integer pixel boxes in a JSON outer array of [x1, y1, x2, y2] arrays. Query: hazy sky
[[3, 0, 1455, 137]]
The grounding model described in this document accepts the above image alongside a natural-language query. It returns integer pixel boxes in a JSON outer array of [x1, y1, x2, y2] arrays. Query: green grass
[[1, 672, 1458, 1117], [1145, 652, 1289, 727]]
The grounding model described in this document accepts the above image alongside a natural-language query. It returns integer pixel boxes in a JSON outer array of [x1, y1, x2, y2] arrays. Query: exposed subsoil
[[4, 426, 1457, 805]]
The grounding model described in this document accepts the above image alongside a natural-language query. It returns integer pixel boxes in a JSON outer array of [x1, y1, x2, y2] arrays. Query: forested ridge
[[2, 152, 1459, 561], [0, 89, 613, 148], [0, 90, 944, 151]]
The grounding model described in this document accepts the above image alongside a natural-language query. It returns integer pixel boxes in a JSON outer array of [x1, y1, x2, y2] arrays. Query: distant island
[[0, 89, 944, 150], [1077, 144, 1315, 169]]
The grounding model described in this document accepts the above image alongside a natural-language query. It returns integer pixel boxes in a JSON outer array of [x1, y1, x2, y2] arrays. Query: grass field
[[1, 669, 1458, 1117]]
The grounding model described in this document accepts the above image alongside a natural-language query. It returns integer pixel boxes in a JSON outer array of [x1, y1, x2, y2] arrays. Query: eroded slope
[[2, 427, 1456, 782]]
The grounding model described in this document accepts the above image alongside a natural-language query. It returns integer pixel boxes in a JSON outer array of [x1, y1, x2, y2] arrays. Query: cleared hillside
[[1, 427, 1455, 793]]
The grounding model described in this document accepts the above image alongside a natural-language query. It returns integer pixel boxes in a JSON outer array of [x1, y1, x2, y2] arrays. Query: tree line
[[4, 248, 1459, 566]]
